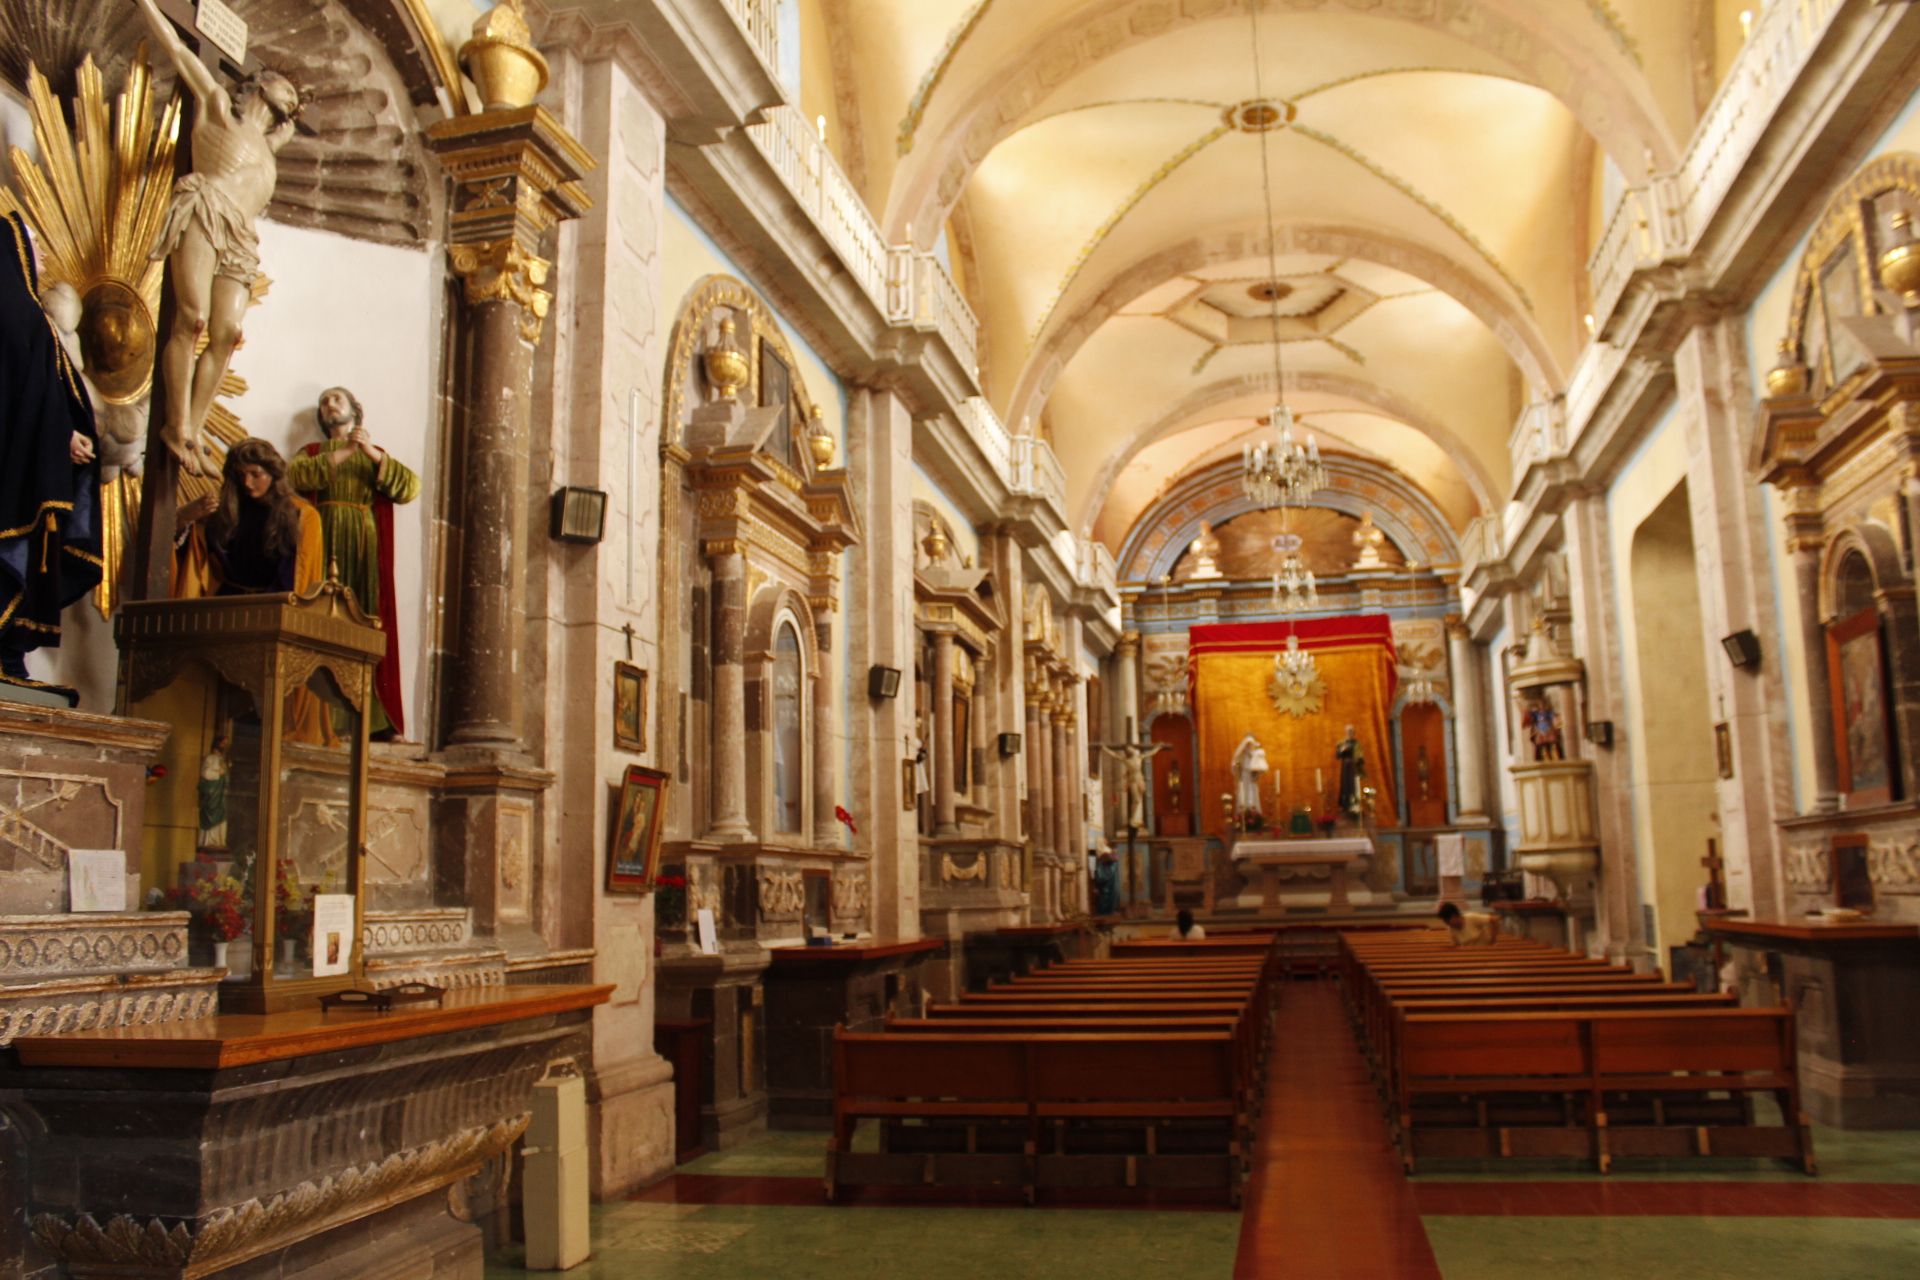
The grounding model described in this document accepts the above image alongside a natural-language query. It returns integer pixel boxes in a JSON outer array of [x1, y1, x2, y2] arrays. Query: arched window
[[772, 622, 804, 833]]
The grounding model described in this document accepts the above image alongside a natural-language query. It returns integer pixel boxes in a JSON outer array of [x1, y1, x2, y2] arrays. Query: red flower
[[835, 805, 857, 834]]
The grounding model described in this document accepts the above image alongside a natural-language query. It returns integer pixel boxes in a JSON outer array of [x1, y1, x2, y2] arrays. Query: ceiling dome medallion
[[1225, 99, 1297, 133]]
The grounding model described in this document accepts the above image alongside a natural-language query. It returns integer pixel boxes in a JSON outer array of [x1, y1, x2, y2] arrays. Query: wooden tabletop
[[9, 983, 613, 1071], [1701, 915, 1920, 944], [766, 937, 946, 965]]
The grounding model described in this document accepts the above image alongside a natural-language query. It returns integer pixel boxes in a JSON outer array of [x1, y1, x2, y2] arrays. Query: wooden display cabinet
[[117, 582, 386, 1013]]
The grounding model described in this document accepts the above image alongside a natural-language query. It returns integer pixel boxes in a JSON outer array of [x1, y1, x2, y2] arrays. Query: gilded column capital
[[426, 105, 595, 343], [1114, 629, 1141, 659], [447, 240, 551, 341]]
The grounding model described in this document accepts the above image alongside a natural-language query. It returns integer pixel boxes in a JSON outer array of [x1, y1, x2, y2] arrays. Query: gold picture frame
[[614, 661, 647, 753]]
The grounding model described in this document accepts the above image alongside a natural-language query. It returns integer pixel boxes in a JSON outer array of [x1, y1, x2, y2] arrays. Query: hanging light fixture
[[1242, 0, 1322, 689], [1239, 1, 1324, 513], [1270, 551, 1316, 613]]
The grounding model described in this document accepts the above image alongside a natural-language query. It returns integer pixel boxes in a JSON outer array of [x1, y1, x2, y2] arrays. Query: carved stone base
[[1, 998, 590, 1278]]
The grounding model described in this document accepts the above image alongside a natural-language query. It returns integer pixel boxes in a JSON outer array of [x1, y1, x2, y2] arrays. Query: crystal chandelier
[[1275, 633, 1316, 685], [1403, 675, 1438, 705], [1243, 408, 1325, 508], [1270, 550, 1317, 613], [1237, 1, 1325, 512]]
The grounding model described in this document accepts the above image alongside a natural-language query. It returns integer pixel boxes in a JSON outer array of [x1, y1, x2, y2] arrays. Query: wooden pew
[[1393, 1007, 1814, 1173], [828, 1030, 1246, 1203]]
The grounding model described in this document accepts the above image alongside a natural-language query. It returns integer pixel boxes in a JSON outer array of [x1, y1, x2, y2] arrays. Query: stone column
[[847, 387, 920, 939], [1113, 630, 1141, 740], [812, 608, 840, 846], [426, 109, 593, 750], [1051, 695, 1074, 874], [930, 630, 959, 835], [1445, 616, 1489, 822], [1025, 676, 1046, 848], [1035, 686, 1055, 855], [708, 544, 753, 841]]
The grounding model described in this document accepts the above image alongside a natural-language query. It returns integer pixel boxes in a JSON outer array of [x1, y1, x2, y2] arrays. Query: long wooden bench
[[1336, 931, 1816, 1174], [1394, 1006, 1814, 1173], [829, 1029, 1247, 1204]]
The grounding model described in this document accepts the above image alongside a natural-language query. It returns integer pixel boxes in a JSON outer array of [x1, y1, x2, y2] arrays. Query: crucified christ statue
[[1100, 735, 1169, 834], [135, 0, 302, 475]]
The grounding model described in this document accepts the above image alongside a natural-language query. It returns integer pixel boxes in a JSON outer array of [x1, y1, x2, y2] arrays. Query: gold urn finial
[[459, 0, 550, 112], [1765, 336, 1809, 399], [922, 519, 952, 565], [805, 404, 836, 468], [1880, 211, 1920, 308], [703, 316, 749, 402]]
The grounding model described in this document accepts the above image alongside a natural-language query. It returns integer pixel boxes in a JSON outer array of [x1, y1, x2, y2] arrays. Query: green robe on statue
[[289, 440, 420, 734]]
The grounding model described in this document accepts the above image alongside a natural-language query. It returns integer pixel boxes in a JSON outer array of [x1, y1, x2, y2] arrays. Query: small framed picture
[[759, 338, 792, 440], [1714, 721, 1735, 780], [608, 765, 671, 893], [613, 661, 647, 753]]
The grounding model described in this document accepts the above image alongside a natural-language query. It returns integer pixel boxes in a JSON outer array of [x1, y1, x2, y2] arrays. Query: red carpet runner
[[1235, 981, 1442, 1278]]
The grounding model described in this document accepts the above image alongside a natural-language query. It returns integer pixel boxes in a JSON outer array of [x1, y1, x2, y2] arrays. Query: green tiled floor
[[484, 1196, 1241, 1280], [1424, 1216, 1920, 1279], [1413, 1122, 1920, 1183]]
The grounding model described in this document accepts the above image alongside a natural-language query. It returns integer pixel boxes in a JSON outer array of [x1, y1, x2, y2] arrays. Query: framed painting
[[613, 661, 647, 753], [1831, 833, 1876, 911], [1714, 722, 1734, 780], [607, 764, 670, 893], [1827, 607, 1894, 806], [759, 338, 792, 455]]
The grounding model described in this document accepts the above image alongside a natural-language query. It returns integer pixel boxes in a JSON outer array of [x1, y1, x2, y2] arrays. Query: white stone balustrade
[[1459, 515, 1503, 580], [744, 104, 890, 307], [957, 395, 1014, 482], [1587, 0, 1847, 337], [721, 0, 782, 76], [1011, 434, 1068, 516]]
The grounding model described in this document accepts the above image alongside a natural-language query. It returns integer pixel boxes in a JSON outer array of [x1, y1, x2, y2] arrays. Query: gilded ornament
[[459, 0, 550, 112], [922, 519, 952, 565], [806, 405, 836, 468], [446, 239, 552, 342], [1764, 337, 1810, 398], [1268, 660, 1326, 719], [703, 316, 749, 402], [1880, 211, 1920, 308]]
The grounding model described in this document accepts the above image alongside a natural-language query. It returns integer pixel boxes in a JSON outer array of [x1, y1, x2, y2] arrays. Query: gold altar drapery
[[1191, 634, 1397, 837]]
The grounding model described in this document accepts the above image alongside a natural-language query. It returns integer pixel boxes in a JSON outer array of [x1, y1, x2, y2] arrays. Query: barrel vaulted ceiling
[[807, 0, 1740, 558]]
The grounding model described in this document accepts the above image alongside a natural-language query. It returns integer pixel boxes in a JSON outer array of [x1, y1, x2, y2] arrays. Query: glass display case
[[118, 582, 386, 1013]]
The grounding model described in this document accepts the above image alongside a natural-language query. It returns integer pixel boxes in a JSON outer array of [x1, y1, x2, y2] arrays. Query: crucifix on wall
[[128, 0, 273, 602]]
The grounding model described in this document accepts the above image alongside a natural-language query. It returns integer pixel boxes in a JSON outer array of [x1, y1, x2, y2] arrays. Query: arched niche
[[745, 588, 821, 843]]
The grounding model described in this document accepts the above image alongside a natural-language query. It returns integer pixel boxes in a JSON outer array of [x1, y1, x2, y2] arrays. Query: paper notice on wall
[[695, 907, 719, 956], [195, 0, 250, 65], [67, 850, 126, 912], [311, 893, 354, 977]]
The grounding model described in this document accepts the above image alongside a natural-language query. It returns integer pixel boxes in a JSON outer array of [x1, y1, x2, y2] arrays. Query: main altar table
[[1230, 837, 1375, 913]]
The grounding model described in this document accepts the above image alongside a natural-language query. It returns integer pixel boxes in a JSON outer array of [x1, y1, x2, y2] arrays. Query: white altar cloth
[[1230, 836, 1376, 912]]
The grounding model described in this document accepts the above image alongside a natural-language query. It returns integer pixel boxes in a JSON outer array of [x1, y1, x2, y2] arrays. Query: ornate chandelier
[[1237, 0, 1325, 512], [1243, 407, 1325, 508], [1270, 550, 1317, 613], [1403, 675, 1438, 705]]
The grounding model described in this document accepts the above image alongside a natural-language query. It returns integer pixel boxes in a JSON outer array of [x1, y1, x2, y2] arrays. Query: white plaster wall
[[31, 220, 441, 730], [1605, 405, 1691, 925], [224, 220, 441, 740]]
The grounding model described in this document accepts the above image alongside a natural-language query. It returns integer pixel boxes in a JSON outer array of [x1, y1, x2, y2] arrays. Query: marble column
[[1113, 630, 1142, 740], [1025, 678, 1046, 849], [1789, 532, 1841, 809], [1052, 697, 1074, 871], [709, 544, 753, 841], [426, 109, 592, 750], [1035, 687, 1055, 856], [812, 610, 840, 846], [931, 631, 958, 835], [1445, 616, 1490, 822]]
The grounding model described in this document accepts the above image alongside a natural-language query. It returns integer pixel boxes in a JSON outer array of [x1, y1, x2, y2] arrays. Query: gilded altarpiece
[[1757, 153, 1920, 924]]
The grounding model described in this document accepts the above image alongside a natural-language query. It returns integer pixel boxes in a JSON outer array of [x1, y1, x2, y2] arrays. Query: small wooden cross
[[621, 622, 636, 661], [1701, 838, 1727, 911]]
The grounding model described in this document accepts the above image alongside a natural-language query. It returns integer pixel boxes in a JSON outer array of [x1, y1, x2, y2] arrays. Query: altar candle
[[1316, 767, 1324, 793]]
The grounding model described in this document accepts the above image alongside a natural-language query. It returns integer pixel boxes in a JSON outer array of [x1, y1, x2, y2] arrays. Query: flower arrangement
[[653, 872, 688, 929], [161, 876, 250, 943]]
